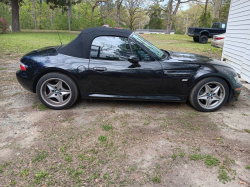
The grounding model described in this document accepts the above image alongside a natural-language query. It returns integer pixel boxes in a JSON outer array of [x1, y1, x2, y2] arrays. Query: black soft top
[[58, 27, 133, 59]]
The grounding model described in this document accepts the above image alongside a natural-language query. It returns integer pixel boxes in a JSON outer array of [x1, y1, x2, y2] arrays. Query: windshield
[[130, 33, 167, 59]]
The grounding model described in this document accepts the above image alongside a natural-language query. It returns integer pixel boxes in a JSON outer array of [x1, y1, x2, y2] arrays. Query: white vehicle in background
[[211, 33, 225, 48]]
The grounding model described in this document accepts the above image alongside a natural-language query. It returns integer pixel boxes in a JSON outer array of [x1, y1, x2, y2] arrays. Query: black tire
[[36, 73, 78, 110], [189, 77, 229, 112], [193, 36, 199, 42], [199, 35, 208, 44]]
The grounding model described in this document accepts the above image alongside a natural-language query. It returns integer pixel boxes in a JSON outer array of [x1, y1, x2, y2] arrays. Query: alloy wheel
[[197, 82, 226, 110], [40, 78, 72, 107]]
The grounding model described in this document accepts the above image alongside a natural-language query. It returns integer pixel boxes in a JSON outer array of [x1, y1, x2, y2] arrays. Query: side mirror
[[128, 55, 140, 63]]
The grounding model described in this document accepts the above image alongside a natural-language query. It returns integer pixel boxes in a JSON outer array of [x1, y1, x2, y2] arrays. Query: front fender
[[187, 65, 241, 101]]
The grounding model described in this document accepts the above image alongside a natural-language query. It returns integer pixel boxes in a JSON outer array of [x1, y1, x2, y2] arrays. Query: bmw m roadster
[[16, 27, 242, 112]]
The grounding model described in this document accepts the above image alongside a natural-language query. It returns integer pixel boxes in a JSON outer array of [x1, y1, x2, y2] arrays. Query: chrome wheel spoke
[[204, 84, 212, 93], [206, 98, 213, 107], [55, 80, 63, 90], [213, 95, 221, 101], [56, 94, 63, 103], [61, 91, 71, 96], [47, 93, 57, 99], [212, 86, 220, 95], [198, 95, 208, 100], [46, 83, 55, 91]]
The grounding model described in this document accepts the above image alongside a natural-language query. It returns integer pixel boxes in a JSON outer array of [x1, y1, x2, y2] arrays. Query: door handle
[[93, 67, 107, 71]]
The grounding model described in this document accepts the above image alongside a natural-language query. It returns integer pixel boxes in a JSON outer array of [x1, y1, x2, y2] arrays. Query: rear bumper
[[211, 40, 223, 48], [16, 70, 33, 92]]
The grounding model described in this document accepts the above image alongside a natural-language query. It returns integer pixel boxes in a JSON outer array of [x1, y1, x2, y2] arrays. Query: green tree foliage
[[148, 13, 163, 29], [45, 0, 80, 12], [198, 12, 212, 28], [0, 0, 22, 32], [220, 0, 230, 22], [0, 18, 8, 33], [147, 3, 163, 29], [0, 3, 11, 23], [0, 0, 232, 32]]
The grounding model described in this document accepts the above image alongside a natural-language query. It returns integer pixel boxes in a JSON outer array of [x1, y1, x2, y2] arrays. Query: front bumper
[[16, 70, 33, 92], [233, 89, 241, 101], [229, 88, 241, 102], [188, 33, 194, 37]]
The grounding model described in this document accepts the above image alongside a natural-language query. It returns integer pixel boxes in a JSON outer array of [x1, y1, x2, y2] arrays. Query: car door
[[88, 36, 163, 95]]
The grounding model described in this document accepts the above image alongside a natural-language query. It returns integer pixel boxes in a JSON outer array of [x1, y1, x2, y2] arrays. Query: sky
[[158, 0, 195, 11]]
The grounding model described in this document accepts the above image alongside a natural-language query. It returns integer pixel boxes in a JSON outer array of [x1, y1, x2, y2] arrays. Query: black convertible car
[[16, 27, 242, 112]]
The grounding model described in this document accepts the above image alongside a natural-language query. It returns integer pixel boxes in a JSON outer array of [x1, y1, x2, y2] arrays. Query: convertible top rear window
[[130, 33, 166, 59]]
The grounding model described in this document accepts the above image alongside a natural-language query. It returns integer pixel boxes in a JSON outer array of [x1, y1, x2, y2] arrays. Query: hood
[[165, 51, 232, 68]]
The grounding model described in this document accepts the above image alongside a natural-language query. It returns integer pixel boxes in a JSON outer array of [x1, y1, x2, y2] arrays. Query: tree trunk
[[99, 4, 105, 24], [117, 3, 120, 27], [91, 7, 95, 27], [11, 0, 20, 32], [39, 0, 42, 29], [116, 0, 123, 27], [166, 0, 172, 34], [185, 14, 188, 35], [218, 0, 223, 22], [169, 0, 181, 34], [50, 9, 53, 26], [203, 0, 209, 27], [31, 0, 38, 30], [67, 0, 71, 31]]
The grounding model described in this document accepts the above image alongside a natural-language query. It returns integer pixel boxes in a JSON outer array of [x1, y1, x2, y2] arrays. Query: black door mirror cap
[[128, 55, 140, 63]]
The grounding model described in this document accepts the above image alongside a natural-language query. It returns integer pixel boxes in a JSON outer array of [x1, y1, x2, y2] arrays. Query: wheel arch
[[200, 31, 210, 37], [32, 68, 80, 94], [188, 74, 233, 102]]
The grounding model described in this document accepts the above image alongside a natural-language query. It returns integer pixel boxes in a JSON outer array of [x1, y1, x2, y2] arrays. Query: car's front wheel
[[36, 73, 78, 110], [189, 77, 229, 112]]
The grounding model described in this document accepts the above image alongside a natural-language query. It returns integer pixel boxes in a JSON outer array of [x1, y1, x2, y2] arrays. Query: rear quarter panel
[[22, 54, 92, 94]]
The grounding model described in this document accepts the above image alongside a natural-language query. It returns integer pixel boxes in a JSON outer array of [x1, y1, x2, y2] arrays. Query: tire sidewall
[[190, 77, 229, 112], [193, 36, 199, 42], [199, 35, 208, 44], [36, 73, 78, 110]]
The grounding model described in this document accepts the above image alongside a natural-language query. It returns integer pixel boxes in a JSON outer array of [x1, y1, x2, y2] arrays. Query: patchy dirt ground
[[1, 55, 250, 187]]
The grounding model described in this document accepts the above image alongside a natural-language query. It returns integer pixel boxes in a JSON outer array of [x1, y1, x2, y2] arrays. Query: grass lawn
[[0, 30, 222, 60], [0, 30, 79, 56]]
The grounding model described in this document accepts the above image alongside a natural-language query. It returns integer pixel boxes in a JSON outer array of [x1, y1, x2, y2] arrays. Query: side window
[[221, 23, 226, 29], [90, 36, 132, 61], [130, 41, 155, 61]]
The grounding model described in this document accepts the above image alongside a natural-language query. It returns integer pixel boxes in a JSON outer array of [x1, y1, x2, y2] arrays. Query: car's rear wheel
[[36, 73, 78, 110], [199, 35, 208, 44], [193, 36, 199, 42], [189, 77, 229, 112]]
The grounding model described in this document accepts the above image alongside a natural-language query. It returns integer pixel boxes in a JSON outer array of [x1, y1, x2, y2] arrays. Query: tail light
[[20, 63, 26, 71], [215, 37, 224, 40]]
